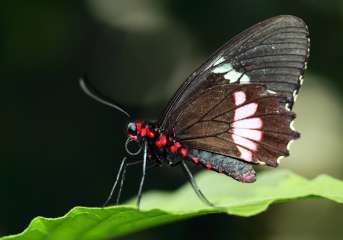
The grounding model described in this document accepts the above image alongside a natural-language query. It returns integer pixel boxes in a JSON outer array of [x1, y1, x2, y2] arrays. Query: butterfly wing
[[175, 84, 299, 167], [159, 15, 309, 131], [158, 15, 309, 168]]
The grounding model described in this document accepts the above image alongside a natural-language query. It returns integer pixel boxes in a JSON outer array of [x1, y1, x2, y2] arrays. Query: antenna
[[79, 76, 131, 118]]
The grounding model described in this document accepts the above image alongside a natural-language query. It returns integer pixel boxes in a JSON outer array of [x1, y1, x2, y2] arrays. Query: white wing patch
[[213, 57, 225, 66], [224, 70, 242, 83], [277, 156, 285, 164], [212, 63, 233, 73], [299, 75, 304, 85], [239, 74, 250, 84], [211, 61, 250, 84]]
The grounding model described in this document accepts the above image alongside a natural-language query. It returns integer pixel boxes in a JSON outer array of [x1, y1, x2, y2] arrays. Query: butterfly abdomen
[[189, 149, 256, 183]]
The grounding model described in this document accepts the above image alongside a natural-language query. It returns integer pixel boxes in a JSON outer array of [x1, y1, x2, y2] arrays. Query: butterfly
[[80, 15, 310, 208]]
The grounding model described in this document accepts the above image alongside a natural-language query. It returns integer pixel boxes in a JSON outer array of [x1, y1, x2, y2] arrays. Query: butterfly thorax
[[127, 120, 189, 166]]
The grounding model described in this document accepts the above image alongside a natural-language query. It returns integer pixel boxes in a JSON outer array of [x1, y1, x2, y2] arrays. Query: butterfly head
[[127, 121, 139, 141], [125, 120, 145, 156]]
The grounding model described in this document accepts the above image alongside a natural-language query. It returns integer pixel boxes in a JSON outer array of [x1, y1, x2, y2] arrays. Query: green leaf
[[2, 170, 343, 240]]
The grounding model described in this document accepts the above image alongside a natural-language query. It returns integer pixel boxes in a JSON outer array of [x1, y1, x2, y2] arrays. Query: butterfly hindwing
[[177, 84, 299, 166]]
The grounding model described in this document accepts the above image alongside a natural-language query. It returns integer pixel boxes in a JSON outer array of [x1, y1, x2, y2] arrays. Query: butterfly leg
[[103, 156, 128, 206], [180, 161, 215, 207], [115, 159, 144, 204], [136, 141, 148, 209], [103, 156, 152, 206]]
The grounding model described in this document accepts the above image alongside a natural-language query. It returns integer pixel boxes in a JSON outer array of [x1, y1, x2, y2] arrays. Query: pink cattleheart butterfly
[[80, 15, 310, 208]]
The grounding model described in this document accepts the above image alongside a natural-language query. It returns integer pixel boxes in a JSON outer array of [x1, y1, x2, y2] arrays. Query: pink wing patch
[[232, 135, 257, 151], [232, 91, 263, 162], [236, 146, 253, 161], [234, 91, 246, 105], [234, 103, 258, 121], [233, 128, 263, 141], [232, 118, 263, 129]]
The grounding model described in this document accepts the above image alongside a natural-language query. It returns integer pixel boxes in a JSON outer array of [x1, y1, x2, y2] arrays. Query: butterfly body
[[127, 119, 257, 183], [127, 120, 188, 166]]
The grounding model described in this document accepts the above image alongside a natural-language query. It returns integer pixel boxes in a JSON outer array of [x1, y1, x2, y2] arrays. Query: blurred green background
[[1, 0, 343, 239]]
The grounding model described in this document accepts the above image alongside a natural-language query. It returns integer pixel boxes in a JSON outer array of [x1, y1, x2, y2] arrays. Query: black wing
[[159, 15, 310, 133]]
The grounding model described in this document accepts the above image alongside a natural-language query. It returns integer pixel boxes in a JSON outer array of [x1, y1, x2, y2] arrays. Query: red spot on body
[[140, 127, 147, 137], [170, 142, 182, 153], [180, 148, 188, 157], [155, 134, 167, 148], [192, 157, 200, 164], [170, 145, 178, 153], [155, 141, 162, 148], [135, 120, 142, 132], [146, 129, 155, 139], [159, 134, 167, 146], [206, 162, 212, 170]]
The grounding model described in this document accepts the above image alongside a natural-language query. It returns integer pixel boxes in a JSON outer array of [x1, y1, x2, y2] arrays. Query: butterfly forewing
[[159, 15, 309, 131], [157, 15, 309, 177]]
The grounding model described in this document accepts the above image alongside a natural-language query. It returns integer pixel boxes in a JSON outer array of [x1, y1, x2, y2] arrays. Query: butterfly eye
[[127, 122, 138, 141], [127, 122, 137, 133]]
